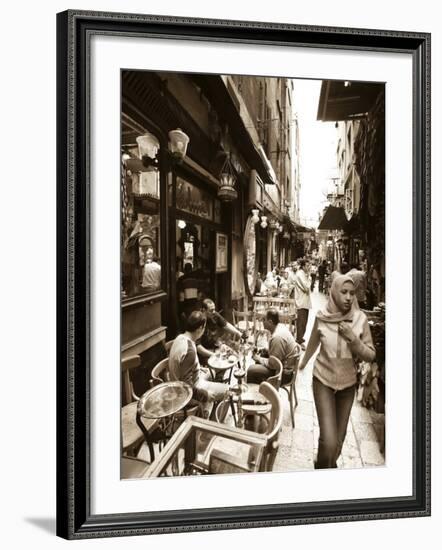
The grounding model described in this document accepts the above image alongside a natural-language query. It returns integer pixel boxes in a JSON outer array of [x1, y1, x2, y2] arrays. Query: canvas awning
[[317, 80, 384, 121], [317, 206, 349, 230]]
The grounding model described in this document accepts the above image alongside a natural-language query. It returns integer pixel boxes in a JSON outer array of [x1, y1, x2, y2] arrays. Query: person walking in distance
[[298, 275, 376, 469], [310, 262, 318, 292], [318, 260, 327, 293], [293, 259, 312, 350], [347, 263, 368, 309]]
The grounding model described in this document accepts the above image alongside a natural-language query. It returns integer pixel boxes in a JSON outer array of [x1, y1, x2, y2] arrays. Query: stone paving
[[272, 289, 385, 472]]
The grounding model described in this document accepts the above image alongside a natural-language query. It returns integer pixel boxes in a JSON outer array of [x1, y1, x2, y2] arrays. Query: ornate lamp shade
[[260, 216, 268, 229], [168, 128, 189, 160], [251, 209, 260, 224], [283, 230, 290, 239], [217, 154, 238, 202]]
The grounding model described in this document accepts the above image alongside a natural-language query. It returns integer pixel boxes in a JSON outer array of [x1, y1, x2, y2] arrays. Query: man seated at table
[[169, 310, 229, 418], [196, 299, 242, 364], [248, 308, 300, 385]]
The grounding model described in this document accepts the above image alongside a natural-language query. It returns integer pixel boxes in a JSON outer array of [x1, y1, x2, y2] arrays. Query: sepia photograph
[[120, 70, 386, 479]]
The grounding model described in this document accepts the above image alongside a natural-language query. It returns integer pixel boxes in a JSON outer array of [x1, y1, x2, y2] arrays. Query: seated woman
[[169, 310, 230, 417]]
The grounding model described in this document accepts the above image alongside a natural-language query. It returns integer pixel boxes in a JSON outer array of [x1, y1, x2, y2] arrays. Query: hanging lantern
[[283, 230, 290, 239], [260, 215, 268, 229], [251, 209, 260, 224], [217, 153, 238, 202], [269, 218, 277, 230]]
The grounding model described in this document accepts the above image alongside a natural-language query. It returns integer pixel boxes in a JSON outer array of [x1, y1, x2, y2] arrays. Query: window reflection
[[121, 126, 162, 299]]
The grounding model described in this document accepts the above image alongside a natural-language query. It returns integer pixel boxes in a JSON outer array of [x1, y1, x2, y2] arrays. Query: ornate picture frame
[[57, 10, 430, 539]]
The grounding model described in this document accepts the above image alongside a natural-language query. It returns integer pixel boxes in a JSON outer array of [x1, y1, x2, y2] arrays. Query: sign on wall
[[215, 232, 228, 273]]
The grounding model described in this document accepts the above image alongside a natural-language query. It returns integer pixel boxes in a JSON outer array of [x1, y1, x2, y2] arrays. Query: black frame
[[57, 10, 431, 539]]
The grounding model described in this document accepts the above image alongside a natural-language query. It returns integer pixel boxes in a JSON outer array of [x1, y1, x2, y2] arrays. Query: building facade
[[120, 71, 299, 395], [317, 79, 385, 303]]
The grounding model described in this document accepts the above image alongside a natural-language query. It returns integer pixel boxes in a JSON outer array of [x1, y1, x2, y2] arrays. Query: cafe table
[[207, 352, 238, 382], [136, 380, 193, 461]]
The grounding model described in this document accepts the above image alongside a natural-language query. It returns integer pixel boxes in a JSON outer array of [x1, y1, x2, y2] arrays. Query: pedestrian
[[310, 262, 318, 291], [293, 258, 312, 349], [330, 261, 349, 286], [318, 260, 327, 293], [347, 263, 368, 308], [298, 275, 376, 469]]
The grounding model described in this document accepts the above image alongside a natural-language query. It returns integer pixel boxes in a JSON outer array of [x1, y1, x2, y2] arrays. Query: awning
[[317, 80, 384, 122], [317, 206, 349, 230]]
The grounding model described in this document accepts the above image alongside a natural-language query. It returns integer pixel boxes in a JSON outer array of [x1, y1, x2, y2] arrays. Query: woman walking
[[298, 275, 376, 469]]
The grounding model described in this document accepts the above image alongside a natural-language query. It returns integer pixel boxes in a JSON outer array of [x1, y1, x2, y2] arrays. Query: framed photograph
[[216, 233, 229, 273], [57, 10, 430, 540]]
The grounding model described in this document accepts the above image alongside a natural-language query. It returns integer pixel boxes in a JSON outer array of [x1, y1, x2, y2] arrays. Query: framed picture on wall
[[57, 9, 430, 540], [215, 232, 228, 273]]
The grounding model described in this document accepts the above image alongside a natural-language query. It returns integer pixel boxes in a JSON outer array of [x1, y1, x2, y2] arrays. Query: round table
[[137, 381, 193, 420], [136, 381, 194, 461], [207, 353, 238, 382]]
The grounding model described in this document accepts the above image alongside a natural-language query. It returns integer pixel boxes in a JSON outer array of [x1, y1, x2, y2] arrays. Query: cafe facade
[[121, 70, 297, 392]]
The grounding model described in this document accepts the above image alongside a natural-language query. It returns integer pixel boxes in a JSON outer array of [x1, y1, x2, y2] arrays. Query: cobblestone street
[[273, 288, 385, 472]]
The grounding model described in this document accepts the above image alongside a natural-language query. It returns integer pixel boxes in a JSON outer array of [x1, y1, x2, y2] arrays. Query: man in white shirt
[[141, 256, 161, 292], [294, 259, 312, 349]]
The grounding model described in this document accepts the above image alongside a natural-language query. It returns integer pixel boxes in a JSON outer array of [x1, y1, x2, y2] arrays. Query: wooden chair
[[206, 382, 282, 472], [150, 358, 170, 387], [252, 296, 297, 336], [121, 355, 158, 457], [280, 343, 302, 428], [258, 381, 283, 472], [163, 339, 175, 355], [232, 309, 253, 332], [241, 356, 283, 431]]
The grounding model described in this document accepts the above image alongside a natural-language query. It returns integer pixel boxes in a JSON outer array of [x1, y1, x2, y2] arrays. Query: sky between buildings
[[293, 79, 338, 229]]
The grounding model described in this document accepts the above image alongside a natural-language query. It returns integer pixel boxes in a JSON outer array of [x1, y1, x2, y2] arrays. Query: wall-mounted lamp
[[136, 132, 160, 170], [251, 209, 260, 224], [124, 128, 190, 172], [177, 219, 186, 229], [168, 128, 190, 161], [260, 215, 268, 229], [217, 153, 238, 202]]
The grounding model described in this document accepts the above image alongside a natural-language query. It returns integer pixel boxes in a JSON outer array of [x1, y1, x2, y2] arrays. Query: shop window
[[121, 132, 162, 300]]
